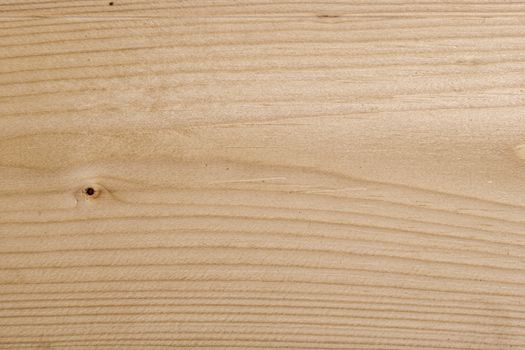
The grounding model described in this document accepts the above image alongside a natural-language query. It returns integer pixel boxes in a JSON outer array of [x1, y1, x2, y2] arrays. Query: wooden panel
[[1, 1, 525, 349]]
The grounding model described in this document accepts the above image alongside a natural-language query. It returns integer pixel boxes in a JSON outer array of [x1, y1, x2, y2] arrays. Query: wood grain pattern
[[2, 1, 525, 349]]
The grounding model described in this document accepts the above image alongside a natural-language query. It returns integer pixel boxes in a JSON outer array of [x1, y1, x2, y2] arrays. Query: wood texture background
[[2, 1, 525, 349]]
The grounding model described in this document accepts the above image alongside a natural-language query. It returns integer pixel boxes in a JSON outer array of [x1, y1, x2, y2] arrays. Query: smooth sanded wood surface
[[2, 1, 525, 349]]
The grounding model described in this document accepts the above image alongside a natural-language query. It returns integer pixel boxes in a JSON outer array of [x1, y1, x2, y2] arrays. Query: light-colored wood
[[2, 1, 525, 349]]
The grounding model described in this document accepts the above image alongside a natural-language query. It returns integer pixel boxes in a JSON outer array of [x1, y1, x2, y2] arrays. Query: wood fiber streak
[[1, 0, 525, 349]]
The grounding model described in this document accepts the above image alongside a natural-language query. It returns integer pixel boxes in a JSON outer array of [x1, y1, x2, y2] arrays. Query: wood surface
[[2, 1, 525, 349]]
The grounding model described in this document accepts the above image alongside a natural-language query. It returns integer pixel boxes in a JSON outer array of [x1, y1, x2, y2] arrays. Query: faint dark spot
[[317, 14, 340, 18], [85, 187, 96, 196]]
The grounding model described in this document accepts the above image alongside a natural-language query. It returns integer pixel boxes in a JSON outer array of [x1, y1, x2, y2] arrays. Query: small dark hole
[[109, 2, 114, 5], [85, 187, 96, 196]]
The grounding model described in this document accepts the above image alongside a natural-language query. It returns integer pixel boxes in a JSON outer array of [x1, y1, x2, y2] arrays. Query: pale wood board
[[2, 1, 525, 349]]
